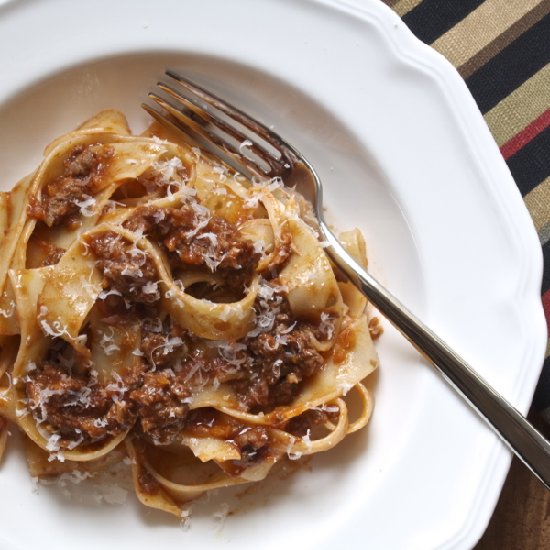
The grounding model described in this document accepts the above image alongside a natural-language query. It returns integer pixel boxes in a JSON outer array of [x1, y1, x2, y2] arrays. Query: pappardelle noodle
[[0, 110, 379, 517]]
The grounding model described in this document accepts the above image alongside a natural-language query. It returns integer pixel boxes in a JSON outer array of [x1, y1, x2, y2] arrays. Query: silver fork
[[144, 69, 550, 489]]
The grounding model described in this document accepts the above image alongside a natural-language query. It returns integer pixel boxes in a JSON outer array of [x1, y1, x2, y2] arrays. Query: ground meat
[[177, 349, 242, 387], [182, 409, 272, 475], [368, 317, 383, 341], [182, 408, 227, 438], [26, 359, 142, 447], [234, 323, 324, 411], [124, 205, 260, 291], [130, 371, 191, 445], [183, 408, 270, 461], [134, 395, 247, 449], [164, 215, 252, 271], [285, 408, 339, 437], [139, 317, 189, 369], [87, 231, 160, 305], [136, 157, 190, 198], [40, 242, 65, 267], [28, 143, 114, 227], [25, 236, 65, 268], [27, 333, 192, 448], [219, 287, 325, 411], [233, 426, 271, 465], [137, 463, 161, 495], [218, 427, 273, 476]]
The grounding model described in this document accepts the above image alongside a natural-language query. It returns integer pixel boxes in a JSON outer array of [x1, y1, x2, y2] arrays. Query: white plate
[[0, 0, 545, 548]]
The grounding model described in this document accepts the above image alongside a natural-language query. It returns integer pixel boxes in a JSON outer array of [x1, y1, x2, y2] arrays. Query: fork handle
[[325, 230, 550, 490]]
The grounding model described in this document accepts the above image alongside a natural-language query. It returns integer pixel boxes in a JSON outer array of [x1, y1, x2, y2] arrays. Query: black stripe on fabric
[[466, 13, 550, 114], [542, 238, 550, 294], [532, 241, 549, 413], [401, 0, 484, 44], [532, 355, 550, 412], [506, 126, 550, 196]]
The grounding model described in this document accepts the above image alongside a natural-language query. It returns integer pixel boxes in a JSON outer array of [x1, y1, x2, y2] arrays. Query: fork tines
[[144, 70, 292, 179]]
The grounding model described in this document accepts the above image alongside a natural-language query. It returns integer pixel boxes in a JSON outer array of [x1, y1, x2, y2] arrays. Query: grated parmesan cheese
[[252, 240, 265, 255], [0, 300, 15, 318], [238, 139, 253, 154], [141, 281, 160, 299], [246, 279, 287, 339], [302, 429, 313, 450], [217, 341, 248, 366], [47, 451, 65, 463], [287, 450, 302, 461], [74, 194, 96, 217], [38, 306, 69, 339], [319, 312, 335, 340], [46, 433, 61, 452], [180, 506, 192, 530]]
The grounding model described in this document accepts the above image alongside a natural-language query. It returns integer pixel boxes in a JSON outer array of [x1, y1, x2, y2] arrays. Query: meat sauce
[[123, 205, 260, 292], [180, 408, 273, 475], [331, 327, 356, 365], [233, 302, 325, 411], [27, 167, 334, 469], [28, 143, 114, 227], [26, 348, 142, 447], [87, 231, 160, 305], [136, 462, 162, 495]]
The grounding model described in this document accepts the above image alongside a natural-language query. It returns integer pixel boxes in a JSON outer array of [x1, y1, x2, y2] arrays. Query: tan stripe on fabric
[[484, 65, 550, 146], [393, 0, 422, 18], [459, 0, 550, 78], [431, 0, 543, 67], [524, 177, 550, 233], [539, 222, 550, 247], [384, 0, 401, 8]]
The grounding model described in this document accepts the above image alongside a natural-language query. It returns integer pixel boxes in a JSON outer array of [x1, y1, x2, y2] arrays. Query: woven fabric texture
[[384, 0, 550, 424]]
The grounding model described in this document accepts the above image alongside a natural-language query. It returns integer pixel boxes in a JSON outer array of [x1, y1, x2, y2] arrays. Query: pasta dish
[[0, 110, 379, 517]]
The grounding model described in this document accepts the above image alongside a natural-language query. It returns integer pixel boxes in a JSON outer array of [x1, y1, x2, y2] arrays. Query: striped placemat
[[383, 0, 550, 425]]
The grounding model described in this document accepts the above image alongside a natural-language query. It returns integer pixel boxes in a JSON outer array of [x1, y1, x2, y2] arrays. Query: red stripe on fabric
[[500, 108, 550, 160], [543, 289, 550, 338]]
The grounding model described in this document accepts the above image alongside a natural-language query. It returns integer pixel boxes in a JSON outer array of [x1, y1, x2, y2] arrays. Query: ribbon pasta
[[0, 110, 379, 517]]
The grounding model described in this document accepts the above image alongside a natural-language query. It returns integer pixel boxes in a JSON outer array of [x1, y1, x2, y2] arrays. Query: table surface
[[476, 412, 550, 549], [382, 0, 550, 547]]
